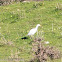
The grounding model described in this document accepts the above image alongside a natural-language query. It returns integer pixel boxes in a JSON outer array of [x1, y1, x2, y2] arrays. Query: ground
[[0, 0, 62, 62]]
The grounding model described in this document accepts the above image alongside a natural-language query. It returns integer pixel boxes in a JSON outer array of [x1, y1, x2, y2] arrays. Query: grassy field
[[0, 0, 62, 62]]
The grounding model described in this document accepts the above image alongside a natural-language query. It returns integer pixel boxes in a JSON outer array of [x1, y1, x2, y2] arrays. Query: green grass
[[0, 0, 62, 62]]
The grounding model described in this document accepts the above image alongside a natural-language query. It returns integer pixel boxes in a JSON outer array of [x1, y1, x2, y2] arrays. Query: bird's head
[[37, 24, 41, 27]]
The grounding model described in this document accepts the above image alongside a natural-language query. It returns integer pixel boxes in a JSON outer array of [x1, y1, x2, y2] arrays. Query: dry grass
[[30, 38, 61, 62]]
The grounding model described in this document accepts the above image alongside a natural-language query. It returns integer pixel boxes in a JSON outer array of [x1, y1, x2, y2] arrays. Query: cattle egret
[[21, 24, 41, 40], [27, 24, 41, 36]]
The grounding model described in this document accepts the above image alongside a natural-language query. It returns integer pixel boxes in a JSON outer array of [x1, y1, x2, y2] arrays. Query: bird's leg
[[29, 35, 34, 44], [37, 30, 38, 37], [30, 35, 34, 40], [29, 36, 33, 44], [30, 35, 32, 39], [31, 35, 35, 40], [33, 35, 35, 39]]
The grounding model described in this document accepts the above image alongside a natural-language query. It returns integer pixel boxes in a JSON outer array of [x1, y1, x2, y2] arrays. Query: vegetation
[[0, 0, 62, 62]]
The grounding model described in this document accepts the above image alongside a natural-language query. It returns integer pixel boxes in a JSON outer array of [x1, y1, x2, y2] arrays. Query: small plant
[[0, 0, 4, 6], [9, 49, 20, 62], [56, 3, 62, 10], [33, 2, 43, 8], [29, 38, 61, 62]]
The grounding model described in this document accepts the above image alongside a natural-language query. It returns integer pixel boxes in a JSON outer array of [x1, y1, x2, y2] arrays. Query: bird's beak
[[40, 25, 41, 26]]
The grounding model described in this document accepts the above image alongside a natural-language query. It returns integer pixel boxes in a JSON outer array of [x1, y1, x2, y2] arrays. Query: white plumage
[[27, 24, 41, 36]]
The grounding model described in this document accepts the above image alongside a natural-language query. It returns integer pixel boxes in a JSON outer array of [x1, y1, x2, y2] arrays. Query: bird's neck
[[36, 26, 39, 30]]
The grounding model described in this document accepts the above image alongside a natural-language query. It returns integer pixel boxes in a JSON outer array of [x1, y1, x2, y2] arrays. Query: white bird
[[27, 24, 41, 37]]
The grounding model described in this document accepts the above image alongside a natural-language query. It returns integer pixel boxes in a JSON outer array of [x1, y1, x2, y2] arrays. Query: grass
[[0, 0, 62, 62]]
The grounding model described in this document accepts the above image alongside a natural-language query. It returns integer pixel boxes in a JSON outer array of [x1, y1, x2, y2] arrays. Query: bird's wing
[[27, 28, 37, 35]]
